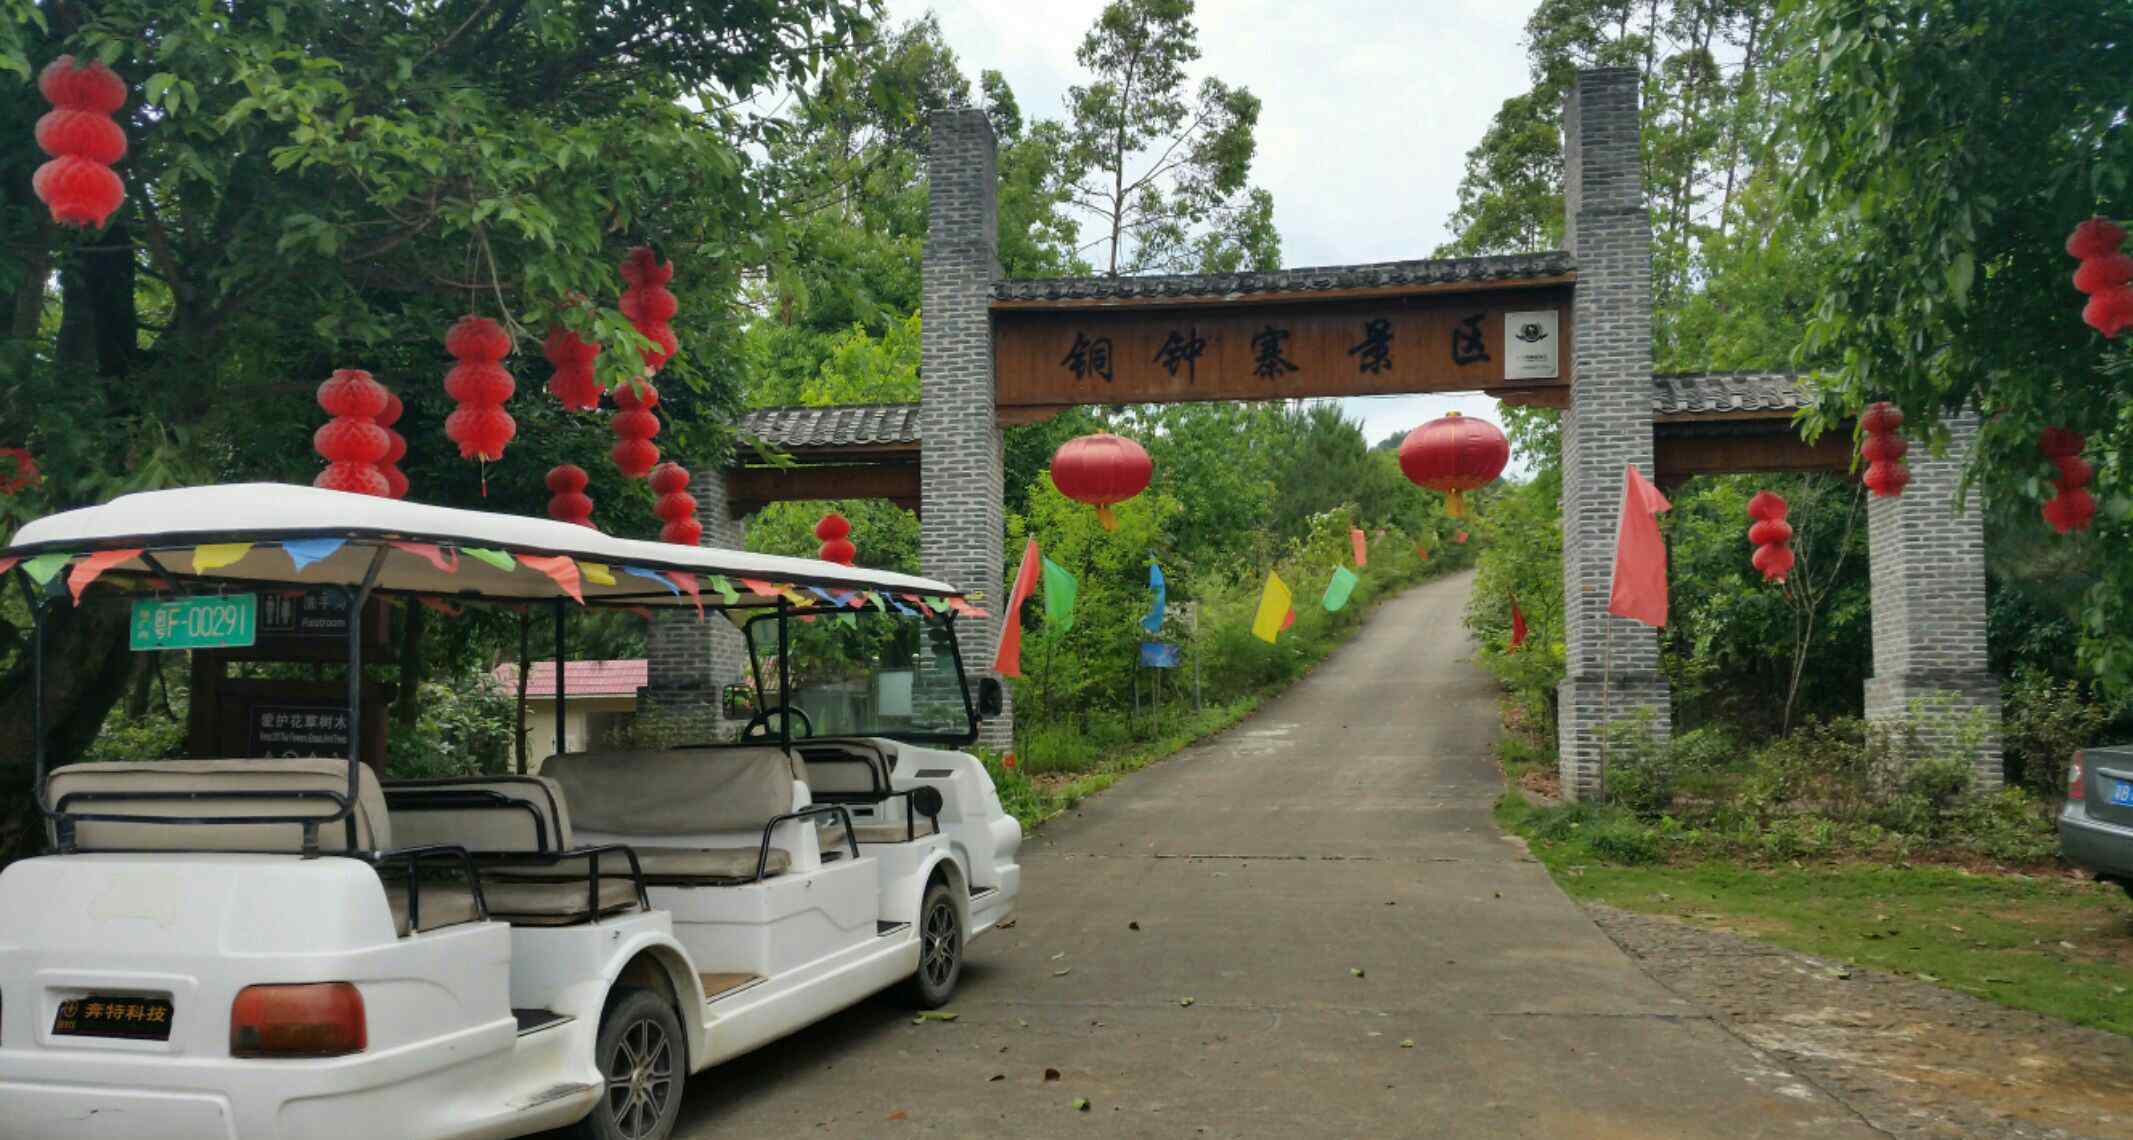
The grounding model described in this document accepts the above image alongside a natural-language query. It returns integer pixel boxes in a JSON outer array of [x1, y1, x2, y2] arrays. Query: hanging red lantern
[[0, 447, 41, 495], [1858, 402, 1909, 498], [543, 326, 603, 412], [545, 464, 595, 528], [1397, 411, 1509, 518], [312, 369, 391, 497], [649, 462, 701, 545], [442, 315, 516, 462], [375, 388, 409, 500], [2039, 427, 2096, 534], [2066, 217, 2133, 338], [1746, 490, 1796, 583], [610, 381, 662, 478], [619, 247, 679, 375], [32, 56, 126, 229], [815, 512, 856, 565], [1049, 432, 1152, 531]]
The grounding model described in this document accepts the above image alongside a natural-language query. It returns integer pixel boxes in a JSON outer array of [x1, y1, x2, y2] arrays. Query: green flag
[[462, 547, 516, 572], [22, 552, 69, 586], [1041, 556, 1077, 632], [1322, 565, 1359, 613], [708, 575, 739, 606]]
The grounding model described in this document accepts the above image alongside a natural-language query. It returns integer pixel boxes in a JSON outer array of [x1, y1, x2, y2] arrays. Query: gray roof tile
[[737, 403, 922, 450], [992, 251, 1575, 303], [1652, 372, 1813, 416]]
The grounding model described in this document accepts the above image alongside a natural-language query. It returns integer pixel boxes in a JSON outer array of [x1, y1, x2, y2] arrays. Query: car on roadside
[[2061, 746, 2133, 899]]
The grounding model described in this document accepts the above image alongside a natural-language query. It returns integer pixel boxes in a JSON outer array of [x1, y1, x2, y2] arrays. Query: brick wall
[[638, 465, 750, 743], [1863, 414, 2003, 787], [1556, 68, 1671, 800], [920, 109, 1013, 752]]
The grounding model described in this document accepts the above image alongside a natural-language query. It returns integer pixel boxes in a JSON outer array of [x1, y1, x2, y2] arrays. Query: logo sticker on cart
[[53, 995, 174, 1041]]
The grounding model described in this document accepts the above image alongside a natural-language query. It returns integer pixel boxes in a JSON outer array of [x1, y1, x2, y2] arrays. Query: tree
[[1061, 0, 1275, 276], [1780, 0, 2133, 690]]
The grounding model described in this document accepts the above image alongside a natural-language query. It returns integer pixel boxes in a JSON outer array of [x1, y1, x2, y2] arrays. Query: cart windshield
[[743, 608, 975, 744]]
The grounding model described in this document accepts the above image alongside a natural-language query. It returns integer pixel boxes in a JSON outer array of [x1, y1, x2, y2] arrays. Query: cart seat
[[382, 881, 483, 937], [539, 746, 812, 882], [384, 775, 573, 854], [45, 758, 391, 853], [624, 845, 792, 884], [478, 878, 642, 926]]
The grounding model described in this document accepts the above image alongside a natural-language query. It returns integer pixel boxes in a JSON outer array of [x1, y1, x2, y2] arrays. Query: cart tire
[[566, 987, 686, 1140], [900, 879, 963, 1009]]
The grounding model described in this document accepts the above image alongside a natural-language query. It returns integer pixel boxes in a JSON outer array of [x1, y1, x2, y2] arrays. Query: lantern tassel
[[1096, 505, 1118, 531], [1444, 489, 1466, 519]]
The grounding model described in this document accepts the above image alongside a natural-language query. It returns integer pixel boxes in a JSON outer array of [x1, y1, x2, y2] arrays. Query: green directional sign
[[130, 594, 258, 651]]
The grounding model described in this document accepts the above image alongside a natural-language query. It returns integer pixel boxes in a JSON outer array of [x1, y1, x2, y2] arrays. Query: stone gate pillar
[[638, 466, 750, 744], [1864, 414, 2003, 787], [1555, 68, 1669, 800], [920, 109, 1012, 752]]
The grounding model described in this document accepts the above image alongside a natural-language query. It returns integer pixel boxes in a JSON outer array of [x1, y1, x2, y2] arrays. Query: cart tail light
[[2068, 752, 2086, 802], [230, 982, 365, 1057]]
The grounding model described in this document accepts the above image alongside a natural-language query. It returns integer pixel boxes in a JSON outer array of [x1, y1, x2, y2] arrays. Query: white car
[[0, 484, 1021, 1140]]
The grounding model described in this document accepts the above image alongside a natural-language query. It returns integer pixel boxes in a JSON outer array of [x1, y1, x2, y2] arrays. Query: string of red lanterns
[[545, 464, 594, 528], [1858, 402, 1909, 498], [610, 381, 661, 478], [442, 316, 516, 463], [2068, 217, 2133, 339], [1746, 490, 1795, 583], [543, 326, 602, 412], [33, 56, 126, 230], [815, 512, 856, 565], [313, 369, 391, 496], [2038, 427, 2096, 535], [1049, 432, 1151, 531], [377, 387, 409, 500], [650, 462, 701, 545], [0, 447, 41, 495], [620, 247, 679, 375]]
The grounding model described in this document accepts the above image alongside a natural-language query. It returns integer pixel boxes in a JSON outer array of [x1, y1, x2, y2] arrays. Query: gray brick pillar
[[920, 109, 1012, 753], [638, 466, 750, 744], [1555, 68, 1670, 800], [1863, 414, 2003, 788]]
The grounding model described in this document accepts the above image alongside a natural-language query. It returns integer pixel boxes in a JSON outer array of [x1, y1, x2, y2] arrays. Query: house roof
[[1652, 372, 1815, 417], [737, 403, 923, 450], [991, 251, 1575, 304], [492, 658, 648, 699]]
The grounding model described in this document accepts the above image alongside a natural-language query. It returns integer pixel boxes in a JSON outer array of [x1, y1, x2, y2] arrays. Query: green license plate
[[53, 994, 174, 1041], [130, 594, 258, 651]]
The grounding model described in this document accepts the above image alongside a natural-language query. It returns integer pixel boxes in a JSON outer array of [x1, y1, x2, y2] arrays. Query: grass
[[980, 696, 1260, 826], [1497, 791, 2133, 1036]]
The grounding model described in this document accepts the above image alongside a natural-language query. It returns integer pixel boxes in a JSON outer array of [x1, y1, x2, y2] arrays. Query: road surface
[[665, 570, 1878, 1137]]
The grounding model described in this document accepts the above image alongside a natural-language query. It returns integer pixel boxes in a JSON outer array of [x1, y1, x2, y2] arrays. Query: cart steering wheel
[[742, 704, 815, 743]]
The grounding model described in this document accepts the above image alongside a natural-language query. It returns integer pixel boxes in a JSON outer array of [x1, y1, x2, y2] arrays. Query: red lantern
[[610, 381, 661, 478], [2066, 218, 2133, 338], [376, 389, 409, 500], [0, 447, 39, 494], [1858, 402, 1909, 498], [33, 56, 126, 229], [619, 247, 679, 375], [2066, 217, 2126, 261], [544, 326, 602, 412], [442, 315, 516, 462], [815, 512, 856, 565], [312, 369, 391, 497], [2039, 427, 2095, 534], [2082, 288, 2133, 339], [1049, 433, 1152, 530], [546, 464, 595, 528], [1398, 412, 1509, 518], [649, 462, 700, 545], [1746, 490, 1795, 583]]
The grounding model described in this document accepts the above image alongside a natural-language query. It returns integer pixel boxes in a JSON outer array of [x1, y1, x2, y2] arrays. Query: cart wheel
[[568, 987, 685, 1140], [901, 879, 963, 1009]]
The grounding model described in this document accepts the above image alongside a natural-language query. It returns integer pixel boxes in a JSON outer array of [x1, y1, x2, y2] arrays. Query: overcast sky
[[884, 0, 1546, 451]]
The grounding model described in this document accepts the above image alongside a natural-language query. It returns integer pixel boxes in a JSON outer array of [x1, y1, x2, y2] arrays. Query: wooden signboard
[[992, 284, 1572, 413]]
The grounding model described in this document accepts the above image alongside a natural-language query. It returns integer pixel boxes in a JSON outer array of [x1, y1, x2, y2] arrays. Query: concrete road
[[669, 571, 1879, 1138]]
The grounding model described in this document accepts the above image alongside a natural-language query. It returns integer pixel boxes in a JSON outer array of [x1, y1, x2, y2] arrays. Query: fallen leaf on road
[[1050, 952, 1067, 960], [912, 1011, 959, 1023], [1178, 997, 1195, 1007], [1016, 1018, 1030, 1028], [1053, 968, 1072, 977], [1072, 1098, 1091, 1112], [989, 1074, 1005, 1082], [1400, 1039, 1415, 1049], [1128, 921, 1140, 930], [887, 1109, 908, 1121], [1044, 1068, 1061, 1082], [997, 919, 1017, 929], [1350, 968, 1365, 978]]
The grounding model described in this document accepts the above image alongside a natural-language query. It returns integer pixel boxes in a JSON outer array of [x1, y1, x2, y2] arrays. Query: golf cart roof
[[2, 483, 962, 607]]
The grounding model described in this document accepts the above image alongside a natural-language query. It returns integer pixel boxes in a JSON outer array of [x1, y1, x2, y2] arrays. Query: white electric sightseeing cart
[[0, 484, 1021, 1140]]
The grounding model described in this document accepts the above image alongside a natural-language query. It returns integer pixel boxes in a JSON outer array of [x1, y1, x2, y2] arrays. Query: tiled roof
[[992, 251, 1575, 304], [491, 659, 647, 699], [736, 404, 922, 450], [1652, 372, 1813, 416]]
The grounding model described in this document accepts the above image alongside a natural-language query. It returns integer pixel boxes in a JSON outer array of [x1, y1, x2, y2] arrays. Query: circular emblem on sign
[[1515, 322, 1547, 343]]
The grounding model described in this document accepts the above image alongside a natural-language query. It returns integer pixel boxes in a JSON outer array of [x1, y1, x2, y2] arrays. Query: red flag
[[992, 538, 1041, 678], [1349, 527, 1368, 567], [1607, 464, 1673, 627], [1509, 595, 1527, 650], [1280, 606, 1296, 632], [1414, 545, 1430, 561], [68, 548, 140, 604], [1454, 531, 1468, 544]]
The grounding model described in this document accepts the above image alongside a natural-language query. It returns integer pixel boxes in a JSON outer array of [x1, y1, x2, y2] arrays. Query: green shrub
[[1601, 709, 1677, 819], [2001, 667, 2115, 799]]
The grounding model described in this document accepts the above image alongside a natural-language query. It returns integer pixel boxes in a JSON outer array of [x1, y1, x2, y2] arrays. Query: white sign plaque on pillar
[[1503, 310, 1560, 381]]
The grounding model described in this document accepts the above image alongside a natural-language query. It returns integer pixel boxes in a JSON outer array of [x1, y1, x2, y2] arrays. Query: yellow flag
[[577, 561, 617, 587], [191, 543, 253, 572], [1251, 572, 1292, 644]]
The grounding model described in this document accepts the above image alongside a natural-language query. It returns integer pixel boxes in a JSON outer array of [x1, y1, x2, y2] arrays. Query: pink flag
[[68, 548, 140, 604], [1350, 527, 1368, 567], [518, 554, 584, 605], [992, 539, 1041, 678], [389, 541, 459, 573], [1607, 464, 1672, 628], [667, 570, 705, 619]]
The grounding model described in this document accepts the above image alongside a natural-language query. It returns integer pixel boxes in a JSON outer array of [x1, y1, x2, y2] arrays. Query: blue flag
[[281, 538, 345, 572], [1139, 642, 1182, 668], [1141, 559, 1166, 634]]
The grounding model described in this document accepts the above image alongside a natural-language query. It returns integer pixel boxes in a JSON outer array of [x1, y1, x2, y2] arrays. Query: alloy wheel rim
[[922, 898, 959, 988], [605, 1016, 674, 1139]]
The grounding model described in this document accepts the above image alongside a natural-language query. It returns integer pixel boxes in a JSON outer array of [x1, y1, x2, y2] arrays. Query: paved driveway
[[666, 571, 1878, 1137]]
